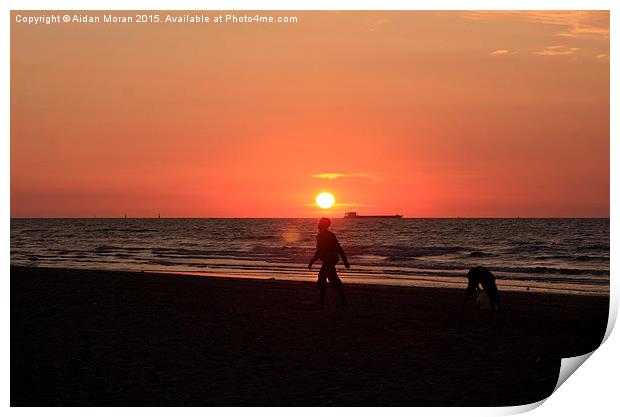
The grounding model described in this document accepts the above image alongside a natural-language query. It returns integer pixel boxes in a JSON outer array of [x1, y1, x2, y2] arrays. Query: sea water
[[10, 218, 609, 294]]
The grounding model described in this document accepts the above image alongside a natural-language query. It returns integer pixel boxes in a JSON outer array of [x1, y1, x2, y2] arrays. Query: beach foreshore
[[11, 266, 609, 406]]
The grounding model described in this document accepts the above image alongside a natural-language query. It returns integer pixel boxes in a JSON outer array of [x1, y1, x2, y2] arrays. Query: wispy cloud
[[311, 173, 377, 180], [464, 11, 609, 41], [517, 11, 607, 39], [490, 49, 512, 56], [535, 45, 580, 56], [368, 16, 389, 32]]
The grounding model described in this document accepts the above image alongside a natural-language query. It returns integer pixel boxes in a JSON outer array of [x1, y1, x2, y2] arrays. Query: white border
[[2, 1, 617, 415]]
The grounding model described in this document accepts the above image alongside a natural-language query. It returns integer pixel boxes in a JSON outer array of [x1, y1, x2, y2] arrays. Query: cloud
[[535, 45, 580, 56], [311, 173, 377, 180], [490, 49, 509, 56], [463, 11, 609, 41], [516, 11, 607, 39], [368, 16, 389, 32]]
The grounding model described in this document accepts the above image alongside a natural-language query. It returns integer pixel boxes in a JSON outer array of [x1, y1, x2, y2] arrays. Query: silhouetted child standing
[[308, 217, 349, 305]]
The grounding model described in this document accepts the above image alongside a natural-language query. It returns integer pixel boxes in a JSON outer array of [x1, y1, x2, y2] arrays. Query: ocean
[[10, 218, 609, 295]]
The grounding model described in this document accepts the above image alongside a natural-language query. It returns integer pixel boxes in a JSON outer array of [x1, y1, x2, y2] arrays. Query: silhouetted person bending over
[[308, 217, 349, 306], [461, 266, 502, 312]]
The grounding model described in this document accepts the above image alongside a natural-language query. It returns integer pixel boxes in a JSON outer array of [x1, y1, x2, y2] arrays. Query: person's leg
[[483, 282, 502, 312], [326, 264, 347, 305], [494, 297, 502, 312], [490, 289, 502, 312], [335, 281, 347, 305], [318, 265, 328, 305]]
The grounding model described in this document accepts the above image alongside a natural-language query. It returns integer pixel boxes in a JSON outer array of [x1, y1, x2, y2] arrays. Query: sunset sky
[[11, 11, 609, 218]]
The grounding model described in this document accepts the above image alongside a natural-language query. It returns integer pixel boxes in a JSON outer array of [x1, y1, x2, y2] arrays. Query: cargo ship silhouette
[[343, 211, 403, 219]]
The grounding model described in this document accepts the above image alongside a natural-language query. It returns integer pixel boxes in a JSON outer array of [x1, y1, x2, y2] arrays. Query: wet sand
[[11, 266, 608, 406]]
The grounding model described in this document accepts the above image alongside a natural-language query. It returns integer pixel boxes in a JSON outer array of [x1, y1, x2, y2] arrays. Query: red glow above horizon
[[10, 11, 610, 218]]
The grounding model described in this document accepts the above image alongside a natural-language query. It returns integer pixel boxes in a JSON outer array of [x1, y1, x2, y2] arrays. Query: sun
[[315, 192, 335, 209]]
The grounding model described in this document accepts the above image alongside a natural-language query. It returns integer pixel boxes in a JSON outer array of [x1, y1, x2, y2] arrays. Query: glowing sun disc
[[316, 192, 335, 209]]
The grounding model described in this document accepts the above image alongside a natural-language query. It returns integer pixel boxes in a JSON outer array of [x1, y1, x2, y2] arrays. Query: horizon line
[[10, 216, 611, 220]]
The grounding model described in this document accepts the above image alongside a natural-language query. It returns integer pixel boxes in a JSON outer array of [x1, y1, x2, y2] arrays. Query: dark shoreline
[[11, 266, 609, 406]]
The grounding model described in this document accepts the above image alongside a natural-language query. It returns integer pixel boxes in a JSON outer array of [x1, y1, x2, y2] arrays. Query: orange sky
[[11, 11, 610, 217]]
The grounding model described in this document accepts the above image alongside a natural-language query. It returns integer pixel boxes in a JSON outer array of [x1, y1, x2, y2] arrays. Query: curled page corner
[[554, 351, 595, 393], [497, 352, 596, 416], [552, 292, 616, 394], [497, 346, 606, 415], [506, 297, 617, 415]]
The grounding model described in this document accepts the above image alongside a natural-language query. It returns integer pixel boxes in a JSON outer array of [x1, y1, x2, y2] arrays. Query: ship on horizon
[[343, 211, 403, 219]]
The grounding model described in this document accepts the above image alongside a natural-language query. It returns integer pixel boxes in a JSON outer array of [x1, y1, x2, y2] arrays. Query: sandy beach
[[11, 266, 608, 406]]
